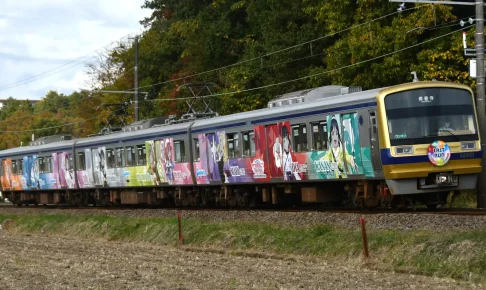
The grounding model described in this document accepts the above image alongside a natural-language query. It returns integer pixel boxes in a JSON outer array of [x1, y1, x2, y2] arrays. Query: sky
[[0, 0, 152, 100]]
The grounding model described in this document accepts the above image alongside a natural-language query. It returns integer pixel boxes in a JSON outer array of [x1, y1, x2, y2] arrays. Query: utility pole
[[134, 35, 139, 122], [475, 1, 486, 209], [390, 0, 486, 208]]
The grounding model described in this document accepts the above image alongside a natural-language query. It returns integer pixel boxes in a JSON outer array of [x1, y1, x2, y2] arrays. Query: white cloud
[[0, 0, 152, 100]]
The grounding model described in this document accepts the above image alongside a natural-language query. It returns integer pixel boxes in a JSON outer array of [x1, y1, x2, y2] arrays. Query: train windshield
[[385, 87, 478, 146]]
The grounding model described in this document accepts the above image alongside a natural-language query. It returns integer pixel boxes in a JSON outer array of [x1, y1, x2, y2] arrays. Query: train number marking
[[459, 152, 474, 159]]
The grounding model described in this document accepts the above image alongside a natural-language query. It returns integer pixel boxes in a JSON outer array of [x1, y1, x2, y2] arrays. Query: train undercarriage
[[2, 180, 454, 210]]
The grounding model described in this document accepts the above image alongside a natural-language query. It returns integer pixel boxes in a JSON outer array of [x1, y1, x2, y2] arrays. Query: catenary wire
[[0, 33, 138, 91], [0, 104, 129, 133], [129, 5, 426, 91], [0, 11, 472, 132], [142, 24, 473, 102]]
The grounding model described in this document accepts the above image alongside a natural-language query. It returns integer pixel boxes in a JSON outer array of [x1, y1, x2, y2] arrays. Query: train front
[[377, 81, 482, 207]]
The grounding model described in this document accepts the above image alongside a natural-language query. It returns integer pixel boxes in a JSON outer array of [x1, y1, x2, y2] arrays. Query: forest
[[0, 0, 478, 149]]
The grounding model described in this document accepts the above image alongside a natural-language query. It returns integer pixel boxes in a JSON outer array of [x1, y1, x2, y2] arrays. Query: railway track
[[1, 203, 485, 216]]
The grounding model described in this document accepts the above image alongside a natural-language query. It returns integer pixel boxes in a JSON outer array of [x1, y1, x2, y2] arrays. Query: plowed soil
[[0, 231, 480, 290]]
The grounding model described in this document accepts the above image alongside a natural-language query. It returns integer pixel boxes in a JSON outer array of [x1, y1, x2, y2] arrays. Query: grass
[[1, 214, 486, 284], [450, 190, 478, 208]]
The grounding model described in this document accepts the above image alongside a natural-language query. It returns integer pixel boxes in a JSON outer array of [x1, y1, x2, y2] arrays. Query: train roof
[[0, 121, 193, 158], [192, 85, 385, 129], [1, 80, 464, 157], [0, 84, 387, 157]]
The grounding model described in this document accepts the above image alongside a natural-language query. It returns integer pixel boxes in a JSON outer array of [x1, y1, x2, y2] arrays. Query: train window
[[46, 157, 52, 173], [242, 131, 255, 157], [291, 124, 308, 152], [193, 138, 200, 162], [136, 145, 146, 166], [12, 160, 17, 174], [18, 159, 23, 175], [69, 154, 74, 170], [126, 146, 135, 166], [370, 112, 378, 135], [226, 133, 240, 158], [116, 147, 126, 168], [39, 157, 45, 173], [77, 152, 86, 171], [174, 140, 185, 162], [311, 121, 328, 151], [106, 149, 115, 168]]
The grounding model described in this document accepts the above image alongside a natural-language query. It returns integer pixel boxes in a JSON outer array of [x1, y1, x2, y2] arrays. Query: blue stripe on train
[[380, 148, 483, 165]]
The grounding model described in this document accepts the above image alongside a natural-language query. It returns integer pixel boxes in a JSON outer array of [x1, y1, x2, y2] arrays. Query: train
[[0, 80, 481, 209]]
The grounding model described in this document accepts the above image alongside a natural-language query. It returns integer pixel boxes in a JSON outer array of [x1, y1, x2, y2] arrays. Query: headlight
[[461, 142, 476, 150], [395, 146, 414, 155]]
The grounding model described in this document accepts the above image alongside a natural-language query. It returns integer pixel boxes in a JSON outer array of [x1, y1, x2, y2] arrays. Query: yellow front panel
[[383, 159, 482, 179], [384, 141, 481, 179]]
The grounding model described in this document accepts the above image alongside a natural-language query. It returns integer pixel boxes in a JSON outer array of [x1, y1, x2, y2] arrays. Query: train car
[[0, 80, 481, 208], [377, 81, 481, 208]]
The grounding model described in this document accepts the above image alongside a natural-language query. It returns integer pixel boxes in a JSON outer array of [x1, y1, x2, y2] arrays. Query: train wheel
[[181, 197, 190, 207], [345, 196, 358, 208], [237, 193, 249, 208], [200, 191, 210, 208], [227, 193, 237, 208]]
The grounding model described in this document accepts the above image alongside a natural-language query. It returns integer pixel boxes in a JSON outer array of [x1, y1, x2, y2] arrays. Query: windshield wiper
[[410, 132, 459, 144], [412, 136, 430, 145], [437, 130, 460, 141]]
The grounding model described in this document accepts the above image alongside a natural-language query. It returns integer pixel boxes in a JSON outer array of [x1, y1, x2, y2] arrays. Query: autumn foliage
[[0, 0, 478, 149]]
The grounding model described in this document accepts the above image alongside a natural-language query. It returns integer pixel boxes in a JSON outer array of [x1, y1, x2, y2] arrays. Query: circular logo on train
[[427, 140, 451, 166]]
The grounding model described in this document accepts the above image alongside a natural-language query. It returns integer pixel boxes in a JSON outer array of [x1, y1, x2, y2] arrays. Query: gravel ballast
[[0, 206, 486, 231]]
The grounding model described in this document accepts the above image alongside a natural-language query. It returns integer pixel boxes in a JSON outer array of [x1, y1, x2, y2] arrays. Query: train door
[[265, 122, 286, 180], [341, 113, 362, 176], [91, 148, 107, 187], [193, 134, 210, 185], [369, 110, 382, 171], [206, 132, 223, 183]]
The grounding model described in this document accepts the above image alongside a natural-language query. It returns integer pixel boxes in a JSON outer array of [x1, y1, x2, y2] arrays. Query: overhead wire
[[0, 104, 129, 133], [129, 5, 426, 91], [0, 8, 473, 132], [142, 24, 473, 103], [142, 14, 476, 95], [0, 33, 138, 92]]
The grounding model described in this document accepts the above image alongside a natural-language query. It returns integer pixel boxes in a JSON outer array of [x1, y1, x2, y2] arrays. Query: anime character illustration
[[157, 141, 166, 183], [31, 156, 40, 189], [208, 134, 220, 182], [2, 160, 12, 189], [93, 148, 107, 186], [210, 136, 218, 161], [83, 149, 94, 187], [320, 116, 357, 178], [63, 154, 75, 188], [216, 132, 229, 183], [21, 157, 30, 188], [163, 139, 174, 184], [281, 125, 300, 181], [147, 141, 161, 185], [273, 137, 282, 169]]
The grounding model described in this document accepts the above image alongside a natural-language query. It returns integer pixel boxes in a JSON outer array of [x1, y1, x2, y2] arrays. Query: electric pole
[[390, 0, 486, 208], [475, 1, 486, 208], [134, 35, 139, 122]]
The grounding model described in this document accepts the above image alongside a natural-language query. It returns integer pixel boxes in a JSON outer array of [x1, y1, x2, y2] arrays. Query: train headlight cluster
[[461, 142, 476, 150], [395, 146, 414, 155]]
